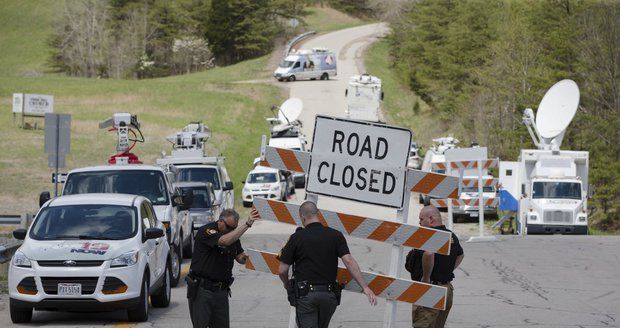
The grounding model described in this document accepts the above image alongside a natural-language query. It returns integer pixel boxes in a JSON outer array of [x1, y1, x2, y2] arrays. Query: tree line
[[388, 0, 619, 231], [49, 0, 307, 79]]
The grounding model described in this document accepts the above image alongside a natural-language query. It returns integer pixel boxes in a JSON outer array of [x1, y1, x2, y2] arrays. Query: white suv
[[9, 194, 171, 323], [242, 166, 288, 207]]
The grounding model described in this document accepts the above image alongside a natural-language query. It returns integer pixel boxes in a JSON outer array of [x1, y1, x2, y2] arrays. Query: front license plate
[[58, 283, 81, 296]]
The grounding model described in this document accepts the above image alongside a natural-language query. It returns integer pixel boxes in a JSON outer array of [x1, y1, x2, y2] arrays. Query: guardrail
[[283, 31, 316, 58], [0, 214, 33, 263]]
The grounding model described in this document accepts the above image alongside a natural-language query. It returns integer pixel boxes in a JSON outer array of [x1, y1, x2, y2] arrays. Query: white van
[[242, 166, 287, 207], [454, 175, 498, 219], [274, 48, 337, 82], [9, 194, 170, 323]]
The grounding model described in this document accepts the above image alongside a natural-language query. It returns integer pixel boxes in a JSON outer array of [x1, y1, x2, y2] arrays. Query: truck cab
[[345, 74, 384, 122]]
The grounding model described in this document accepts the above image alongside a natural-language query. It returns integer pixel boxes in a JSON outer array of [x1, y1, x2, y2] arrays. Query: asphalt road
[[2, 23, 619, 328]]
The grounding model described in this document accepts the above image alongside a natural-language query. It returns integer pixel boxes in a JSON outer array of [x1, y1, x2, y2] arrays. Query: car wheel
[[183, 230, 193, 259], [9, 299, 32, 323], [170, 243, 182, 287], [128, 275, 149, 322], [151, 263, 171, 308], [321, 73, 329, 80], [290, 187, 296, 195], [288, 75, 296, 82]]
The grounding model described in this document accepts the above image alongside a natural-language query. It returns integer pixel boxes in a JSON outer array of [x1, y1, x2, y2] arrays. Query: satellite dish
[[536, 79, 580, 139], [279, 98, 303, 123]]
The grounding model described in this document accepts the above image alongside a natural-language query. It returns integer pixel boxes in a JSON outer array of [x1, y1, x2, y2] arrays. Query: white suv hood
[[21, 239, 135, 261]]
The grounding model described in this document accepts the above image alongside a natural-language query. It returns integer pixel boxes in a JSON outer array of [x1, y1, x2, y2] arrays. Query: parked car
[[174, 182, 221, 256], [9, 194, 171, 323], [242, 166, 288, 207]]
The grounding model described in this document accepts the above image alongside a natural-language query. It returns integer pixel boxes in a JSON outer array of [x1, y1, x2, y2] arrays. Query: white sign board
[[12, 93, 23, 113], [444, 147, 487, 162], [14, 94, 54, 115], [307, 116, 411, 208]]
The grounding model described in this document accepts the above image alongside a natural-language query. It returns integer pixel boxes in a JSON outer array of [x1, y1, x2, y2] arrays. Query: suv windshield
[[30, 204, 138, 240], [177, 167, 221, 190], [64, 170, 169, 206], [183, 187, 212, 209], [248, 173, 277, 184], [532, 181, 581, 200]]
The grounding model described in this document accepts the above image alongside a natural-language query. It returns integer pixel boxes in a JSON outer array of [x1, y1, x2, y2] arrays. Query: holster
[[286, 279, 297, 307], [333, 283, 343, 305], [185, 273, 199, 300]]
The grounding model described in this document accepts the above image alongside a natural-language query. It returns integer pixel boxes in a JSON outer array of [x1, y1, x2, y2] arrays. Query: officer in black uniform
[[276, 201, 377, 328], [405, 205, 464, 328], [187, 208, 260, 328]]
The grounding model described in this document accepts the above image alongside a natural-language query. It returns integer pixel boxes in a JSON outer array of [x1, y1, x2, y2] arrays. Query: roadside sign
[[13, 93, 54, 116], [12, 93, 23, 113], [44, 113, 71, 196], [306, 116, 411, 208]]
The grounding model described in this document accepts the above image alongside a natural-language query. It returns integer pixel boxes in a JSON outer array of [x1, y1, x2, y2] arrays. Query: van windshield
[[279, 60, 295, 68], [30, 204, 138, 240], [64, 170, 169, 205], [462, 187, 495, 193], [248, 173, 277, 184], [532, 181, 581, 200], [177, 167, 221, 190]]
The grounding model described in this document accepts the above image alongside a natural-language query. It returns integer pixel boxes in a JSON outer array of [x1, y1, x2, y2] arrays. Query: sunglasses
[[220, 219, 237, 230]]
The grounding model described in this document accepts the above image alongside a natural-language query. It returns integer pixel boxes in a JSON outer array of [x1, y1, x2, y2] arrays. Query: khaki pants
[[411, 283, 454, 328]]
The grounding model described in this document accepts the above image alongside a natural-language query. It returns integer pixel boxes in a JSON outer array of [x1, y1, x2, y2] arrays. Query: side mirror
[[282, 171, 292, 177], [180, 189, 194, 210], [521, 184, 526, 198], [39, 191, 51, 207], [13, 228, 27, 240], [144, 228, 164, 240], [223, 181, 234, 191], [241, 181, 245, 184], [381, 91, 384, 100]]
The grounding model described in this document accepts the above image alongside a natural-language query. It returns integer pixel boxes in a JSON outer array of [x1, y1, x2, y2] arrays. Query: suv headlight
[[110, 250, 139, 268], [12, 251, 31, 268], [243, 186, 250, 193], [272, 184, 281, 191]]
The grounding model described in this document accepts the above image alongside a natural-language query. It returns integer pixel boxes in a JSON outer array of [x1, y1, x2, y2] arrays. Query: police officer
[[406, 205, 464, 328], [276, 201, 377, 328], [187, 208, 260, 328]]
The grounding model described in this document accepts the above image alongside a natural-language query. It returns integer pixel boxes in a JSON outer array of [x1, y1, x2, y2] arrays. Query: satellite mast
[[99, 113, 144, 164], [523, 79, 580, 151]]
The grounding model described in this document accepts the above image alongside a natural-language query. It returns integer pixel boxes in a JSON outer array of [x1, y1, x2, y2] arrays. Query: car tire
[[170, 243, 182, 287], [290, 187, 296, 195], [128, 275, 149, 322], [321, 73, 329, 80], [9, 299, 32, 323], [288, 75, 296, 82], [151, 263, 171, 308], [243, 201, 252, 208], [183, 230, 193, 259]]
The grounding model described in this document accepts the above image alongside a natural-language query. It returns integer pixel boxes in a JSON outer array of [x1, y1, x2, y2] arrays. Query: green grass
[[303, 6, 368, 33], [364, 40, 460, 150], [0, 0, 59, 77]]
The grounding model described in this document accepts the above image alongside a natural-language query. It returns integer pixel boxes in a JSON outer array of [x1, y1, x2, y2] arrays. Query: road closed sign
[[307, 115, 411, 208]]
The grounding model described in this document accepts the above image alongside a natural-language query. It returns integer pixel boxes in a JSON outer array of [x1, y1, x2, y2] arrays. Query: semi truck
[[499, 80, 589, 234]]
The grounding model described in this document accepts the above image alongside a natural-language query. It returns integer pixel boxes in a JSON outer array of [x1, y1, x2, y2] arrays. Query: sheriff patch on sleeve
[[207, 229, 217, 235]]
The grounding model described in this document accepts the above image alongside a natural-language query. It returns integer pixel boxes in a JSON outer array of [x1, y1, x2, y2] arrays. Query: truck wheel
[[151, 263, 171, 308], [127, 275, 149, 322], [288, 75, 296, 82], [170, 243, 182, 287], [321, 73, 329, 80], [9, 299, 32, 323], [183, 230, 194, 259]]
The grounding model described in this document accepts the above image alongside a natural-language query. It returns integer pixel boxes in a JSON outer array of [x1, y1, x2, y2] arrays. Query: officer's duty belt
[[199, 278, 229, 291], [308, 283, 337, 292]]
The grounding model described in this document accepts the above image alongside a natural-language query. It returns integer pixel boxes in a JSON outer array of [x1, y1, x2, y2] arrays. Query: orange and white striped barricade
[[432, 158, 499, 172], [259, 146, 460, 200], [461, 177, 499, 189], [252, 198, 452, 255], [406, 170, 459, 200], [259, 146, 310, 173], [244, 249, 448, 310], [430, 197, 499, 208]]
